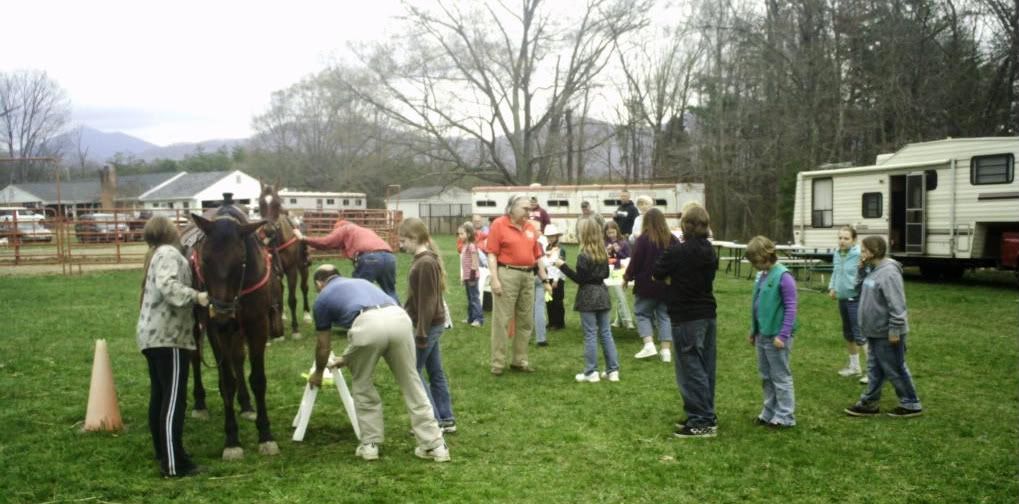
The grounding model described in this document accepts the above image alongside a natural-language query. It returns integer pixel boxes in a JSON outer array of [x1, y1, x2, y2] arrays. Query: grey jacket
[[560, 252, 611, 312], [857, 258, 909, 339], [137, 245, 199, 351]]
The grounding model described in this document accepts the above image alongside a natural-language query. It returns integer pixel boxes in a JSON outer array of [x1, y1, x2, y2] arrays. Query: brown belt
[[498, 263, 534, 272]]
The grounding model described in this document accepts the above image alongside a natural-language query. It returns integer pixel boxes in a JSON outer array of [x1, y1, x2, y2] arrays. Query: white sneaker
[[660, 349, 672, 363], [415, 442, 451, 462], [470, 321, 482, 327], [859, 375, 869, 385], [634, 345, 657, 359], [575, 371, 600, 383], [606, 370, 620, 382], [625, 322, 636, 330], [838, 366, 861, 377], [355, 442, 379, 461]]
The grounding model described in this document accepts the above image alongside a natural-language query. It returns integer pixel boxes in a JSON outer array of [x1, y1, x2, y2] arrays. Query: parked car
[[75, 213, 129, 243], [0, 221, 53, 243], [127, 211, 152, 241], [0, 207, 47, 225]]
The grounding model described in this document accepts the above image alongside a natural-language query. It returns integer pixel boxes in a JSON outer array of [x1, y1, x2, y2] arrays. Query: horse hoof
[[303, 313, 313, 323], [222, 447, 244, 461], [259, 441, 280, 456], [291, 332, 302, 340], [241, 411, 258, 421], [192, 409, 210, 420]]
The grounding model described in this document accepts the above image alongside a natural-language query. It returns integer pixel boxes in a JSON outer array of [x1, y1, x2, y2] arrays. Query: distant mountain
[[137, 138, 248, 162], [56, 126, 159, 163], [56, 126, 250, 164]]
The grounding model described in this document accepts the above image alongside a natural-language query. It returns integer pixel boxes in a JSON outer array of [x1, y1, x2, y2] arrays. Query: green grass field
[[1, 236, 1016, 503]]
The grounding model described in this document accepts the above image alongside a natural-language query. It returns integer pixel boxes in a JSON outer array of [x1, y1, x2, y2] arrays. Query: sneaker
[[461, 319, 469, 324], [606, 370, 620, 382], [844, 403, 880, 417], [859, 375, 870, 385], [611, 321, 620, 328], [470, 321, 482, 327], [838, 366, 862, 377], [536, 341, 549, 347], [439, 420, 457, 433], [634, 345, 657, 359], [491, 367, 504, 376], [625, 323, 637, 330], [355, 442, 380, 461], [575, 371, 600, 383], [510, 363, 536, 373], [673, 424, 717, 438], [751, 416, 769, 426], [887, 407, 923, 418], [415, 443, 451, 462], [660, 349, 672, 363], [765, 422, 794, 430], [674, 418, 688, 430]]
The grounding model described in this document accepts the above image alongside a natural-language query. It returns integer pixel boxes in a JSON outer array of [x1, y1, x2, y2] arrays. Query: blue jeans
[[579, 310, 619, 374], [860, 336, 922, 410], [415, 324, 454, 422], [756, 335, 795, 426], [838, 299, 864, 345], [672, 319, 717, 427], [534, 278, 547, 343], [634, 296, 672, 342], [353, 251, 399, 303], [465, 280, 483, 324]]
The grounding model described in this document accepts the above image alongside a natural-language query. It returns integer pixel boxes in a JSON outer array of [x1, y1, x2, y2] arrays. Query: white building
[[387, 186, 472, 219], [0, 172, 178, 216], [138, 170, 263, 213], [278, 189, 367, 212]]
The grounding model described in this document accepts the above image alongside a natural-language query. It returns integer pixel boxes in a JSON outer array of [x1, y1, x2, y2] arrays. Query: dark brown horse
[[258, 182, 311, 339], [187, 200, 280, 460]]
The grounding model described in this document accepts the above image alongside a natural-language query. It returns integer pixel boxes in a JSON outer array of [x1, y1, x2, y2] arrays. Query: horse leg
[[247, 322, 278, 455], [191, 321, 209, 420], [287, 268, 300, 339], [300, 264, 312, 323], [233, 347, 256, 421], [208, 323, 243, 460]]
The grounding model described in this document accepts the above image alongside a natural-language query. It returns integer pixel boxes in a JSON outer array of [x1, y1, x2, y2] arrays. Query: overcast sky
[[1, 0, 404, 146]]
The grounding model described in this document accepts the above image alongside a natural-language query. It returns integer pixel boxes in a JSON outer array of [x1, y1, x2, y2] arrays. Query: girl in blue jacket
[[829, 226, 867, 383]]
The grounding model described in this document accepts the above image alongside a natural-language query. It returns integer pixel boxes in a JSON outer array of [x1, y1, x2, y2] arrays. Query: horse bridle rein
[[191, 242, 273, 319]]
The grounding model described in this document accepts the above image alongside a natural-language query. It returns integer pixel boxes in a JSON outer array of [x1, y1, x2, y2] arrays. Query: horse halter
[[191, 238, 273, 320]]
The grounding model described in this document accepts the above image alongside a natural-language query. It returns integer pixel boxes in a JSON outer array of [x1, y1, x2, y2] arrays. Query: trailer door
[[905, 172, 926, 254]]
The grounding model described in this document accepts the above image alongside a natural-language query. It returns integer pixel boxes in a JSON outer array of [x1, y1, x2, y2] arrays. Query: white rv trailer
[[792, 137, 1019, 278], [277, 189, 367, 212], [471, 183, 706, 243]]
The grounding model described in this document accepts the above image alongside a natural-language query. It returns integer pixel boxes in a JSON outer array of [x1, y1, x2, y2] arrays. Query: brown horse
[[187, 200, 280, 460], [258, 182, 311, 339]]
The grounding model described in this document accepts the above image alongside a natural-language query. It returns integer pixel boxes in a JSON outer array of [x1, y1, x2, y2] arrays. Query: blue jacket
[[828, 245, 861, 300]]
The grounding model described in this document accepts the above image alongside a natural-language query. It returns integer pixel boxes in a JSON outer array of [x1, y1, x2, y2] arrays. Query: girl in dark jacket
[[556, 219, 620, 383]]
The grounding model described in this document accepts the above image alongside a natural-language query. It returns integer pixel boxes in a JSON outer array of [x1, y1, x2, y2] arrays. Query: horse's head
[[192, 213, 265, 321], [258, 181, 284, 244]]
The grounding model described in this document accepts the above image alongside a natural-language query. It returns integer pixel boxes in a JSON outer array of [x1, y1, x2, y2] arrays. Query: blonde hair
[[398, 217, 447, 291], [746, 235, 778, 264], [578, 218, 608, 264], [635, 195, 653, 207], [141, 216, 182, 306]]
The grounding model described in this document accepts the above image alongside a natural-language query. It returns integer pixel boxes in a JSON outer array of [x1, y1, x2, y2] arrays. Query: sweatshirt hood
[[874, 258, 903, 274]]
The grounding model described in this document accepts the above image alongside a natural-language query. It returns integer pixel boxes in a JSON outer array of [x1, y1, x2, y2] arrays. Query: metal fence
[[1, 207, 403, 273], [419, 203, 472, 235]]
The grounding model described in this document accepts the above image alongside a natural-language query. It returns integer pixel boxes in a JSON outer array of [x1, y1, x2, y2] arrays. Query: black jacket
[[653, 237, 718, 322], [613, 202, 639, 235], [560, 252, 611, 312]]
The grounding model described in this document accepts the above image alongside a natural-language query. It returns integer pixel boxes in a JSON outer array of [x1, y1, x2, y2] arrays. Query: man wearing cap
[[294, 220, 399, 303], [613, 190, 639, 236], [528, 196, 551, 233], [486, 195, 552, 375], [579, 200, 605, 235], [308, 264, 449, 462]]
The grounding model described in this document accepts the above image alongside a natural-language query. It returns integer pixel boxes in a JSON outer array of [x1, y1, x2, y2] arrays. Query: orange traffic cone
[[83, 339, 123, 432]]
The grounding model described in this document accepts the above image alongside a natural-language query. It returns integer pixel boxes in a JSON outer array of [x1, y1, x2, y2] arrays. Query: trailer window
[[547, 200, 569, 208], [971, 154, 1014, 185], [476, 200, 496, 207], [603, 199, 621, 207], [862, 192, 882, 218], [326, 199, 335, 205], [654, 199, 667, 206], [290, 198, 297, 205], [811, 178, 833, 228]]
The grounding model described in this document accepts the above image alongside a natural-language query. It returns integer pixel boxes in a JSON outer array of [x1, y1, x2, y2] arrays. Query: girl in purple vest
[[746, 236, 798, 429]]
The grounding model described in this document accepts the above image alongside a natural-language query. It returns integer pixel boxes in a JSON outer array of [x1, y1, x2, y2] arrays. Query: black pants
[[547, 280, 566, 329], [144, 347, 195, 477]]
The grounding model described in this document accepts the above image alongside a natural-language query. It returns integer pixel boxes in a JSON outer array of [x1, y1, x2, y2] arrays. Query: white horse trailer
[[793, 137, 1019, 279], [471, 183, 706, 243]]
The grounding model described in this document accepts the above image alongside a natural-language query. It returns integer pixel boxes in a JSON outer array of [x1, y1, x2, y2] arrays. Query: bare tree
[[0, 70, 70, 183], [70, 124, 91, 176], [344, 0, 650, 185]]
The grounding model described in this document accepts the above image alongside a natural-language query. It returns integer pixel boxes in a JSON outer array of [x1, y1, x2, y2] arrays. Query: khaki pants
[[490, 266, 534, 370], [342, 306, 443, 449]]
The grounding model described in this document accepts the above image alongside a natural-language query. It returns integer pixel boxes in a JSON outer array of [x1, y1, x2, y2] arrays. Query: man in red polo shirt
[[486, 195, 552, 375], [294, 220, 399, 303]]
